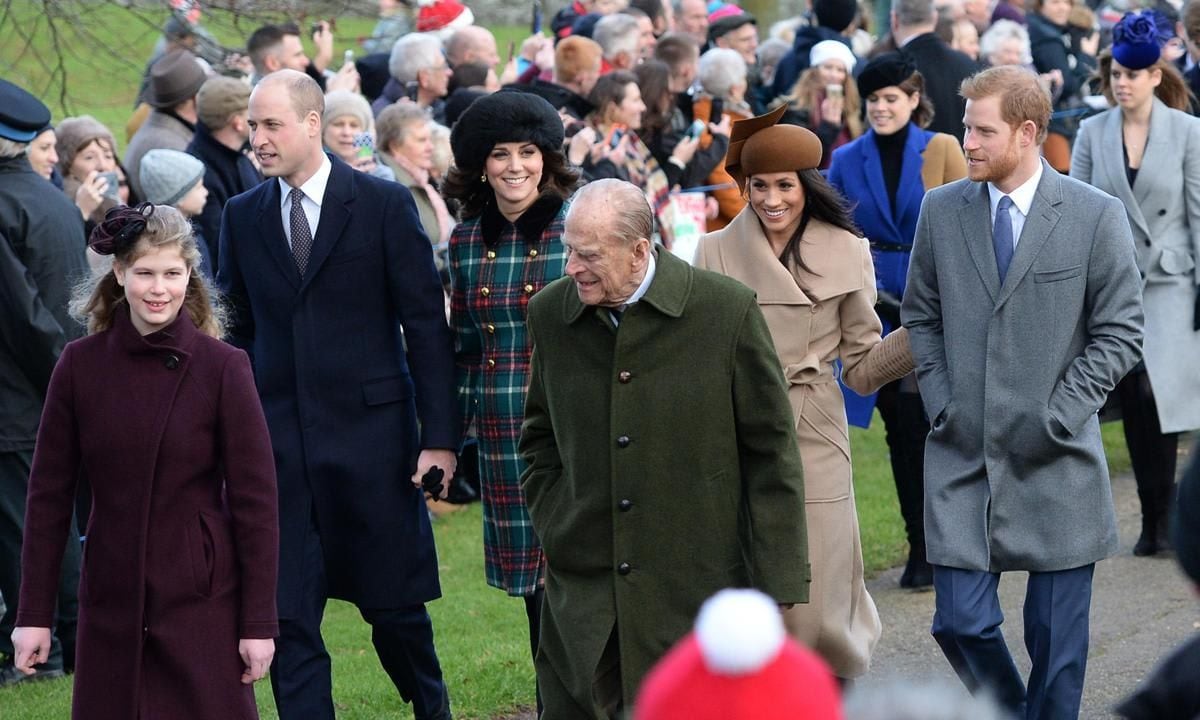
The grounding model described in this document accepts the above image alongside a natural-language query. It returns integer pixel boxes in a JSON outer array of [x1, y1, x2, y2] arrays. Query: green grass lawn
[[1, 414, 1134, 719]]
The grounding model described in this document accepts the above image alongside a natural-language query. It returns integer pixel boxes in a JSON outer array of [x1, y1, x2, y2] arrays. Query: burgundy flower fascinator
[[89, 202, 155, 256]]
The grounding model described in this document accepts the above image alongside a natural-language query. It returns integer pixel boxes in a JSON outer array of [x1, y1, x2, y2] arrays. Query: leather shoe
[[899, 553, 933, 590]]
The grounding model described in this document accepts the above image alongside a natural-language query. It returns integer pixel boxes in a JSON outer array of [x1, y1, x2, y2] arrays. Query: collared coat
[[0, 154, 87, 450], [696, 208, 914, 678], [17, 307, 278, 720], [125, 110, 194, 200], [1070, 98, 1200, 433], [519, 249, 810, 717], [902, 162, 1145, 572], [218, 155, 456, 616], [451, 196, 568, 596], [828, 124, 967, 427]]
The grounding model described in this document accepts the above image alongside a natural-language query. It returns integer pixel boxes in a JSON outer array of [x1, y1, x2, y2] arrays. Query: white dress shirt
[[987, 160, 1043, 252], [279, 155, 332, 248]]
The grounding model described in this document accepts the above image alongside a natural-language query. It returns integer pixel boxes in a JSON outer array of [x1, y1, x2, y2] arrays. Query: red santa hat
[[416, 0, 475, 39], [635, 589, 843, 720]]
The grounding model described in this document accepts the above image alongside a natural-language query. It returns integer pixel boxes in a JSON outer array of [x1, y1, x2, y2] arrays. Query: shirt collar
[[278, 154, 332, 208], [988, 160, 1042, 217], [625, 250, 657, 306]]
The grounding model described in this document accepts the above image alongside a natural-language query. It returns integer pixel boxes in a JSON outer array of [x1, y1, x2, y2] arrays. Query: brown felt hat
[[724, 104, 822, 191], [148, 50, 207, 109]]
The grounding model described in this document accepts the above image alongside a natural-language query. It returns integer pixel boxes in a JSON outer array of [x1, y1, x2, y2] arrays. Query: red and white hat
[[416, 0, 475, 39], [635, 589, 843, 720]]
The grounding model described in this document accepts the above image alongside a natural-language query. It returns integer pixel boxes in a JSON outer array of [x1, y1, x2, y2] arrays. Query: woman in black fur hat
[[442, 90, 579, 711]]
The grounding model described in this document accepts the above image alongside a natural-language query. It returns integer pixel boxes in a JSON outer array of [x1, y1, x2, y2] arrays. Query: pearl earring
[[481, 172, 487, 182]]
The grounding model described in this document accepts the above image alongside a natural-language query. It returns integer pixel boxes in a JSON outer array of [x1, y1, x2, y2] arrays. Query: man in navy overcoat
[[217, 69, 457, 720]]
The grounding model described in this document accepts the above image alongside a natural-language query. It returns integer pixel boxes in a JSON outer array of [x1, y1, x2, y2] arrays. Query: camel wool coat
[[17, 306, 279, 720], [696, 208, 914, 677]]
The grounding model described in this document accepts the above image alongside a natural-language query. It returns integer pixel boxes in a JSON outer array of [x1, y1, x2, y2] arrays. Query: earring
[[481, 172, 487, 182]]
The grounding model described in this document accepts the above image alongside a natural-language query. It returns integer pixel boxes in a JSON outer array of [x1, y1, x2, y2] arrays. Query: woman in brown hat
[[694, 105, 913, 682]]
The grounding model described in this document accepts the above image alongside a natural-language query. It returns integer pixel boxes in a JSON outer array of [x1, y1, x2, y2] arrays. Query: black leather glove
[[876, 289, 902, 329]]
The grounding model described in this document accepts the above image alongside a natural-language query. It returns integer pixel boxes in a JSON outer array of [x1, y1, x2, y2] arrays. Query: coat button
[[618, 371, 632, 383], [618, 499, 633, 511], [616, 435, 631, 448], [486, 323, 495, 334], [487, 358, 496, 368], [529, 248, 539, 258], [1144, 238, 1151, 247], [617, 562, 632, 575], [164, 354, 180, 370], [486, 250, 496, 259], [481, 286, 490, 296], [524, 283, 534, 293], [1158, 209, 1167, 216]]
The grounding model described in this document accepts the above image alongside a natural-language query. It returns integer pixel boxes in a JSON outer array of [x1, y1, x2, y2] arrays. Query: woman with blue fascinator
[[1071, 9, 1200, 557]]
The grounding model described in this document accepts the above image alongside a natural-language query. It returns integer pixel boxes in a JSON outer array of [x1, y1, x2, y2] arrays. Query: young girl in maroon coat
[[11, 204, 279, 719]]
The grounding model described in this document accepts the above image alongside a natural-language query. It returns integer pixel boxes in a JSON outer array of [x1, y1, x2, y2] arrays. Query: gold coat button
[[487, 358, 496, 368], [524, 284, 535, 293], [481, 287, 490, 297], [529, 249, 539, 258], [486, 250, 496, 259], [486, 324, 495, 334], [618, 371, 632, 383]]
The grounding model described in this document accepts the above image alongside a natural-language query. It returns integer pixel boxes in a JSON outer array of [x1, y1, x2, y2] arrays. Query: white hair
[[594, 14, 640, 60], [0, 137, 28, 159], [388, 33, 444, 83], [698, 47, 748, 100], [979, 19, 1033, 66]]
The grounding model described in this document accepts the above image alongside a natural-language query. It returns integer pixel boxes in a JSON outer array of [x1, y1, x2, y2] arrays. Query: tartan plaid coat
[[450, 195, 569, 596]]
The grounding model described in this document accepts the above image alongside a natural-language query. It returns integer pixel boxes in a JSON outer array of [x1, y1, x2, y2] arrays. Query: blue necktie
[[993, 195, 1014, 284]]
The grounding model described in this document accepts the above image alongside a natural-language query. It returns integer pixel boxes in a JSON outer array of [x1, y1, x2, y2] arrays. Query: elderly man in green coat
[[519, 179, 811, 719]]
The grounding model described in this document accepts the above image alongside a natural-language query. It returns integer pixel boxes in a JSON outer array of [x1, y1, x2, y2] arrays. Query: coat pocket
[[1033, 265, 1083, 283], [187, 514, 215, 598], [1158, 247, 1196, 275], [362, 374, 415, 406]]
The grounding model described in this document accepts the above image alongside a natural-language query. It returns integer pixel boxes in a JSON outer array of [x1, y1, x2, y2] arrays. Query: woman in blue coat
[[827, 53, 966, 589]]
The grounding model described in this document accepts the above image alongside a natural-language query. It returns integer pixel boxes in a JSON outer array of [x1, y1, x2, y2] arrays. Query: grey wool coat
[[901, 161, 1144, 572], [519, 248, 810, 718], [1070, 98, 1200, 433]]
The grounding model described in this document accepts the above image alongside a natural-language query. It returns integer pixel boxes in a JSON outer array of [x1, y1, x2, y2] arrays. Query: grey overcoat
[[902, 162, 1144, 572], [1070, 97, 1200, 433]]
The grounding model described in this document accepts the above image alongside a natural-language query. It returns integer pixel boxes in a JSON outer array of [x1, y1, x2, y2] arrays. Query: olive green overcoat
[[519, 248, 810, 719]]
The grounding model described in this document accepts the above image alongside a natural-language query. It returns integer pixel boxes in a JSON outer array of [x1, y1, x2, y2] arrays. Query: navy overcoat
[[218, 155, 456, 615]]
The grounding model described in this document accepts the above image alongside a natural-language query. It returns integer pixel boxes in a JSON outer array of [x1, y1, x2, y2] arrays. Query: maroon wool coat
[[17, 306, 279, 720]]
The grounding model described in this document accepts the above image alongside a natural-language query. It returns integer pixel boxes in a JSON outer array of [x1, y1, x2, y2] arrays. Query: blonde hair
[[73, 205, 225, 337], [785, 66, 864, 138]]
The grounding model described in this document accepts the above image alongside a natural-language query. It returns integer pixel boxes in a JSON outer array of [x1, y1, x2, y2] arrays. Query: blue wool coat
[[828, 125, 966, 426], [218, 155, 456, 616]]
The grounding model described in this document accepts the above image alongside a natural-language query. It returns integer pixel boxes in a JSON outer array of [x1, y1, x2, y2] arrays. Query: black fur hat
[[450, 90, 565, 172]]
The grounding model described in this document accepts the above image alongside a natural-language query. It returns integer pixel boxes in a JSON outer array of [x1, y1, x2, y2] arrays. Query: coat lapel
[[996, 160, 1063, 308], [860, 132, 900, 241], [1133, 97, 1171, 212], [1099, 108, 1150, 238], [712, 207, 811, 305], [299, 155, 355, 293], [254, 178, 301, 289], [957, 181, 999, 303], [896, 127, 930, 233]]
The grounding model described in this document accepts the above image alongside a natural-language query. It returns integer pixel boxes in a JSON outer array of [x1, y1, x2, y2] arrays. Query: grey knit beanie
[[139, 148, 205, 206]]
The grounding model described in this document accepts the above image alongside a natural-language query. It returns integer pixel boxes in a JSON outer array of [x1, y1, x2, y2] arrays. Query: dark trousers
[[1116, 369, 1179, 532], [0, 450, 81, 671], [932, 564, 1095, 720], [270, 513, 450, 720], [875, 380, 928, 555]]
